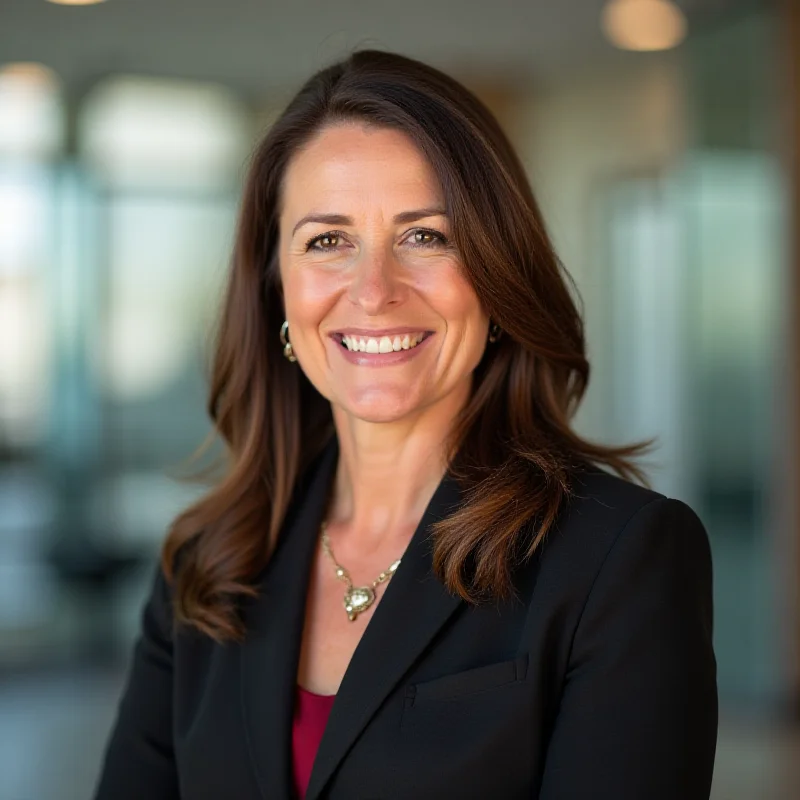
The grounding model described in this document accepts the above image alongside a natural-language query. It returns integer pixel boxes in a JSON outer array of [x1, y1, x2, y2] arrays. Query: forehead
[[280, 123, 443, 214]]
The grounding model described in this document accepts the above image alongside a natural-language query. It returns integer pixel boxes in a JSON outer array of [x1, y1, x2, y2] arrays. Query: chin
[[338, 389, 420, 423]]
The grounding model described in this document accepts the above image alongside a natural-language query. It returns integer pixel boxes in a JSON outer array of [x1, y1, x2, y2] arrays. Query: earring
[[488, 320, 503, 343], [280, 320, 297, 362]]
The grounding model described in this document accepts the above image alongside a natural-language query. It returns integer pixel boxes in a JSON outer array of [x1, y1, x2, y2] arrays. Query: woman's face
[[277, 122, 490, 424]]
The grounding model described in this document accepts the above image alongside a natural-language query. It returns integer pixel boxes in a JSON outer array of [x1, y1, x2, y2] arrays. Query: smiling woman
[[94, 50, 717, 800]]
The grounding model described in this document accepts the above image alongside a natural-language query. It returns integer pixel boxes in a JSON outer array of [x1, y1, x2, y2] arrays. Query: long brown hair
[[162, 49, 655, 642]]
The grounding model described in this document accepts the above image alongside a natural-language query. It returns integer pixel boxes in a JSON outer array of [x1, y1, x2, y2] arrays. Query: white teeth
[[341, 333, 426, 353]]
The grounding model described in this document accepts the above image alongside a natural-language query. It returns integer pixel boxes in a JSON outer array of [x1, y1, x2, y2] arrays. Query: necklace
[[320, 520, 401, 621]]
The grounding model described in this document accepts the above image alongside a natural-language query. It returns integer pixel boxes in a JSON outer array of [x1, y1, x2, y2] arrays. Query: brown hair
[[162, 49, 654, 642]]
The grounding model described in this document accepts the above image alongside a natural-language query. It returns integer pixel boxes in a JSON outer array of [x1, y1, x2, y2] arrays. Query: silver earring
[[488, 321, 503, 343], [280, 320, 297, 362]]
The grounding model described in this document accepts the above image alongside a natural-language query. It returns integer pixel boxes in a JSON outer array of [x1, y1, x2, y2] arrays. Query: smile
[[330, 331, 435, 366], [339, 332, 428, 353]]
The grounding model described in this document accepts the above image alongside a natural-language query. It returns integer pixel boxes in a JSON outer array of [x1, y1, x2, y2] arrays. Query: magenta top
[[292, 684, 337, 799]]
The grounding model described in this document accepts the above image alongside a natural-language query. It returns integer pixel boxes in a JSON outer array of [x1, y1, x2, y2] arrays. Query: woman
[[94, 50, 717, 800]]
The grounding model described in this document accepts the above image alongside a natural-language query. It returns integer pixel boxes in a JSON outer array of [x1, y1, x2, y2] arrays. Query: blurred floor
[[713, 715, 800, 800], [0, 667, 125, 800], [0, 667, 796, 800]]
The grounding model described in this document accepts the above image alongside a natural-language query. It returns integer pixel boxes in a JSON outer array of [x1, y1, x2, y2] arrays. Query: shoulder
[[528, 465, 713, 621], [555, 464, 708, 555], [565, 463, 666, 526]]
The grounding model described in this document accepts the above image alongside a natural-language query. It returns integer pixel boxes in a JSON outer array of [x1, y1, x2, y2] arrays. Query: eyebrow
[[291, 207, 447, 237]]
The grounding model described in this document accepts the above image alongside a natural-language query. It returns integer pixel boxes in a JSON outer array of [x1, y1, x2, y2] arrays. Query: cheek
[[282, 267, 338, 328], [423, 267, 486, 335]]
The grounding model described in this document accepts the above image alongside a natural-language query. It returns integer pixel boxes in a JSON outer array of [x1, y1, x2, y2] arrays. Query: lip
[[329, 331, 435, 366], [330, 326, 435, 337]]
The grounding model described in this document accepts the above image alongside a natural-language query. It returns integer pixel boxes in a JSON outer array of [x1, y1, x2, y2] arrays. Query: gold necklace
[[320, 520, 401, 621]]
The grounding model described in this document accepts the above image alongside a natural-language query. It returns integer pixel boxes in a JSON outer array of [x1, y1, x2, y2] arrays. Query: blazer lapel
[[239, 435, 340, 800], [304, 454, 465, 800], [239, 433, 466, 800]]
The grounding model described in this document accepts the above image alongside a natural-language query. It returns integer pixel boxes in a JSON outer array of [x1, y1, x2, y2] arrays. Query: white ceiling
[[0, 0, 759, 102]]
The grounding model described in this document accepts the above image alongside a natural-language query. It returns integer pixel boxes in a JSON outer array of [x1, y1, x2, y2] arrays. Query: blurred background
[[0, 0, 797, 797]]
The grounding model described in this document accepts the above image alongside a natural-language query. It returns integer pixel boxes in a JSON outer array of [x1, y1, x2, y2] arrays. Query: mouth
[[331, 331, 435, 354]]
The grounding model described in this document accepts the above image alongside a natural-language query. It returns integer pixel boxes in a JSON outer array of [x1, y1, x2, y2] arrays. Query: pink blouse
[[292, 684, 337, 799]]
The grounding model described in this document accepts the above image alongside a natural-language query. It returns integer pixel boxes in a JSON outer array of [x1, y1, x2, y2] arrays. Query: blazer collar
[[239, 433, 465, 800]]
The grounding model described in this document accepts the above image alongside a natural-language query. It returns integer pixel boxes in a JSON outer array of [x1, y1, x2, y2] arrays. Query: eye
[[305, 231, 345, 251], [407, 228, 448, 248]]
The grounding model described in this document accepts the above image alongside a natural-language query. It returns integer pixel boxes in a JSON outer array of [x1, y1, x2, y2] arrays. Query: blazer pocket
[[407, 654, 529, 705]]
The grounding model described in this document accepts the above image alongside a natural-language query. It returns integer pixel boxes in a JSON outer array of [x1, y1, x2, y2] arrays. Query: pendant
[[344, 586, 376, 621]]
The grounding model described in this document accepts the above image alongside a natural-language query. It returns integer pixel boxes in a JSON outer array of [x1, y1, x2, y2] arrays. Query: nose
[[346, 247, 404, 315]]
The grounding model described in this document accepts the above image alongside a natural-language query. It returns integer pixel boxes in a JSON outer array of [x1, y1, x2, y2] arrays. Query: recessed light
[[46, 0, 108, 6], [0, 62, 59, 88], [602, 0, 687, 52]]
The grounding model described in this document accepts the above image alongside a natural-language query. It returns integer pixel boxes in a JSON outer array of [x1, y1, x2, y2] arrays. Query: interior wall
[[506, 55, 687, 453], [782, 0, 800, 715]]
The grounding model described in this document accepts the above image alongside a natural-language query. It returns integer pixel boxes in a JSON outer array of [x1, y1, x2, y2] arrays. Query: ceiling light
[[0, 62, 64, 159], [46, 0, 107, 6], [602, 0, 688, 52], [0, 62, 59, 89]]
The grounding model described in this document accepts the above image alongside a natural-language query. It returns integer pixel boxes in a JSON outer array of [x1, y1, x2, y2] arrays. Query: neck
[[326, 380, 469, 550]]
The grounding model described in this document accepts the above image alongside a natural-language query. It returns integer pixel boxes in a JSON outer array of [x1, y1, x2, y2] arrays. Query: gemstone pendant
[[344, 586, 376, 621]]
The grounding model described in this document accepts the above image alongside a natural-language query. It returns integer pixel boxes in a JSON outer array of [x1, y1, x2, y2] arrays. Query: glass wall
[[0, 74, 250, 665], [682, 9, 785, 706], [547, 6, 785, 709]]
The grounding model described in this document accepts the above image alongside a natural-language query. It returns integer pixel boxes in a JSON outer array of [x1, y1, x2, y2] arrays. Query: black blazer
[[93, 435, 717, 800]]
